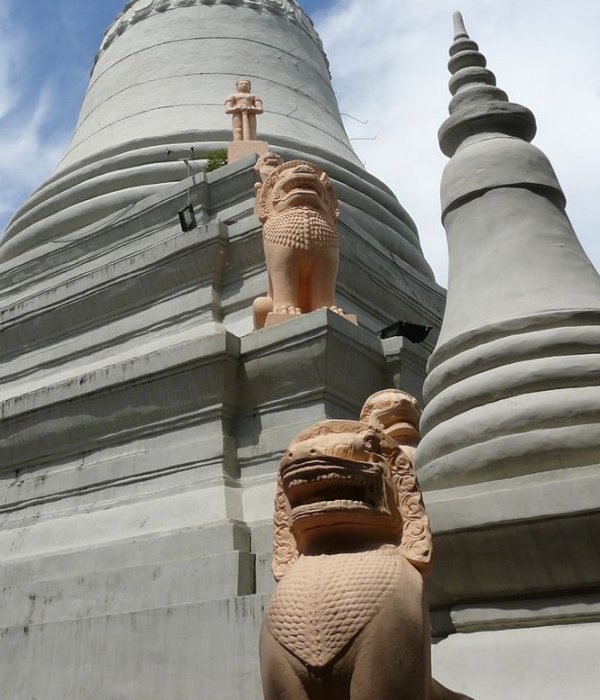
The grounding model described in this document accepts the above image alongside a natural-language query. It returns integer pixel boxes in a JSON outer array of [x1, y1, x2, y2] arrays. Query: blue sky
[[1, 0, 599, 285]]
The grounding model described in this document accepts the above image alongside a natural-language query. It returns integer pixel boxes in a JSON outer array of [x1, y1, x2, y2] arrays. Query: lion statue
[[253, 159, 344, 329], [260, 390, 472, 700]]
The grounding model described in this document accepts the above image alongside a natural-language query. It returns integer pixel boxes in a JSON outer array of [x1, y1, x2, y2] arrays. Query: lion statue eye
[[364, 434, 380, 452]]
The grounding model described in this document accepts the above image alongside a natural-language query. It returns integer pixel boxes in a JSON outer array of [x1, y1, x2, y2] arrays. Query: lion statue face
[[254, 152, 284, 182], [272, 396, 433, 582], [280, 420, 403, 553], [255, 160, 340, 226], [360, 389, 422, 447]]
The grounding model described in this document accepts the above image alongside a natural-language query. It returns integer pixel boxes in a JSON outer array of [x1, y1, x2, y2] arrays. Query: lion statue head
[[254, 161, 340, 249], [360, 389, 422, 460], [254, 152, 284, 182], [272, 393, 432, 581]]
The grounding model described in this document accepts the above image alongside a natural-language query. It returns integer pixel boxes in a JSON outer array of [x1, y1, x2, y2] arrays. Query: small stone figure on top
[[225, 78, 264, 141]]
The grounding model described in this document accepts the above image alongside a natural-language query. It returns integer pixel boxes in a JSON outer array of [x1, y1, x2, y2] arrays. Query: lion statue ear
[[254, 182, 265, 220], [392, 449, 433, 574], [319, 171, 340, 224], [271, 474, 299, 582]]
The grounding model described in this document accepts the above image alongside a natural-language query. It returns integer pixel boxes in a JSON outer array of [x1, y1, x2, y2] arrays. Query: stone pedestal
[[264, 311, 358, 329], [228, 140, 269, 165]]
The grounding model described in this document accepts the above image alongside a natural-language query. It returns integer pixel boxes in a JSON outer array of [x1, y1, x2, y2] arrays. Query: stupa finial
[[452, 11, 469, 40], [439, 12, 536, 156]]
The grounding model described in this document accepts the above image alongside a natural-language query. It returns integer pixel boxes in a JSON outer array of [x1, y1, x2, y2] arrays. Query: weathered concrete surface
[[0, 155, 440, 699], [432, 622, 600, 700], [1, 595, 268, 700]]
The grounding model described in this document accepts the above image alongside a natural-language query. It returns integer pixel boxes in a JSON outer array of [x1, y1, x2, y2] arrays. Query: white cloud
[[0, 1, 24, 119], [0, 89, 70, 223], [315, 0, 600, 285], [0, 4, 71, 232]]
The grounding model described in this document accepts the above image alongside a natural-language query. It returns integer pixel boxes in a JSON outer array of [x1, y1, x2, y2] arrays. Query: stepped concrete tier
[[0, 2, 446, 697], [1, 0, 430, 284], [415, 15, 600, 699]]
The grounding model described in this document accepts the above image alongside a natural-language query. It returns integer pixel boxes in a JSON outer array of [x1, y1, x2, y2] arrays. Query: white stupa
[[0, 2, 444, 698]]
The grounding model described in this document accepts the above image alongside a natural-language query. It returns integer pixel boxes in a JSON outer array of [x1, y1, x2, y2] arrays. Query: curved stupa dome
[[65, 0, 358, 173], [1, 0, 430, 279]]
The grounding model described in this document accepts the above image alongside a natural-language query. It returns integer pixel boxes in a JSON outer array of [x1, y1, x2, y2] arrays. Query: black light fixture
[[379, 320, 432, 343], [178, 149, 197, 232], [178, 204, 197, 232]]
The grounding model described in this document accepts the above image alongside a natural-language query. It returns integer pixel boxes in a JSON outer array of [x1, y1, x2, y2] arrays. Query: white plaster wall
[[432, 623, 600, 700]]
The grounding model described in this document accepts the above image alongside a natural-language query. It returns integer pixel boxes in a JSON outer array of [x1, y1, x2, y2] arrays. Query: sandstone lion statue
[[253, 159, 344, 329], [260, 389, 472, 700]]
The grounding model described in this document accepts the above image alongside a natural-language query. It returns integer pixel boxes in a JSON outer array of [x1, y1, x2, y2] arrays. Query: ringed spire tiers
[[416, 13, 600, 489], [0, 0, 428, 279], [415, 21, 600, 694], [438, 11, 536, 157]]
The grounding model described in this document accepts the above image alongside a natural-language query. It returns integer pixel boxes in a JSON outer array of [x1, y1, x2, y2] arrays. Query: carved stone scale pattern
[[94, 0, 326, 68]]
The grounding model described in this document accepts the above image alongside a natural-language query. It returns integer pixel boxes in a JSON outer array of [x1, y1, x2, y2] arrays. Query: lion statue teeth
[[253, 158, 346, 329], [260, 389, 473, 700]]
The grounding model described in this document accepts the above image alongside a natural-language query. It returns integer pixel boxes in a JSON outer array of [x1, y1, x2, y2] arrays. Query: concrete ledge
[[0, 594, 268, 700], [427, 508, 600, 606], [0, 520, 250, 584], [424, 461, 600, 606], [0, 329, 240, 471], [0, 550, 255, 627], [425, 463, 600, 532], [451, 592, 600, 632]]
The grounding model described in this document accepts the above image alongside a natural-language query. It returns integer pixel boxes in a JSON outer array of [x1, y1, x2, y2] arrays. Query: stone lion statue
[[260, 389, 472, 700], [253, 159, 344, 329]]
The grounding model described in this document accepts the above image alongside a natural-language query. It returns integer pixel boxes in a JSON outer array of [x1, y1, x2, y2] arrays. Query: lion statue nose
[[286, 442, 323, 462], [293, 164, 315, 174]]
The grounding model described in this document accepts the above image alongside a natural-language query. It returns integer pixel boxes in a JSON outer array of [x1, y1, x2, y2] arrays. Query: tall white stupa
[[0, 2, 444, 698]]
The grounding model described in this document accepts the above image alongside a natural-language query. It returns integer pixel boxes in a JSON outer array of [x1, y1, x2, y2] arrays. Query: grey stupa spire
[[439, 11, 536, 157], [416, 13, 600, 489]]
